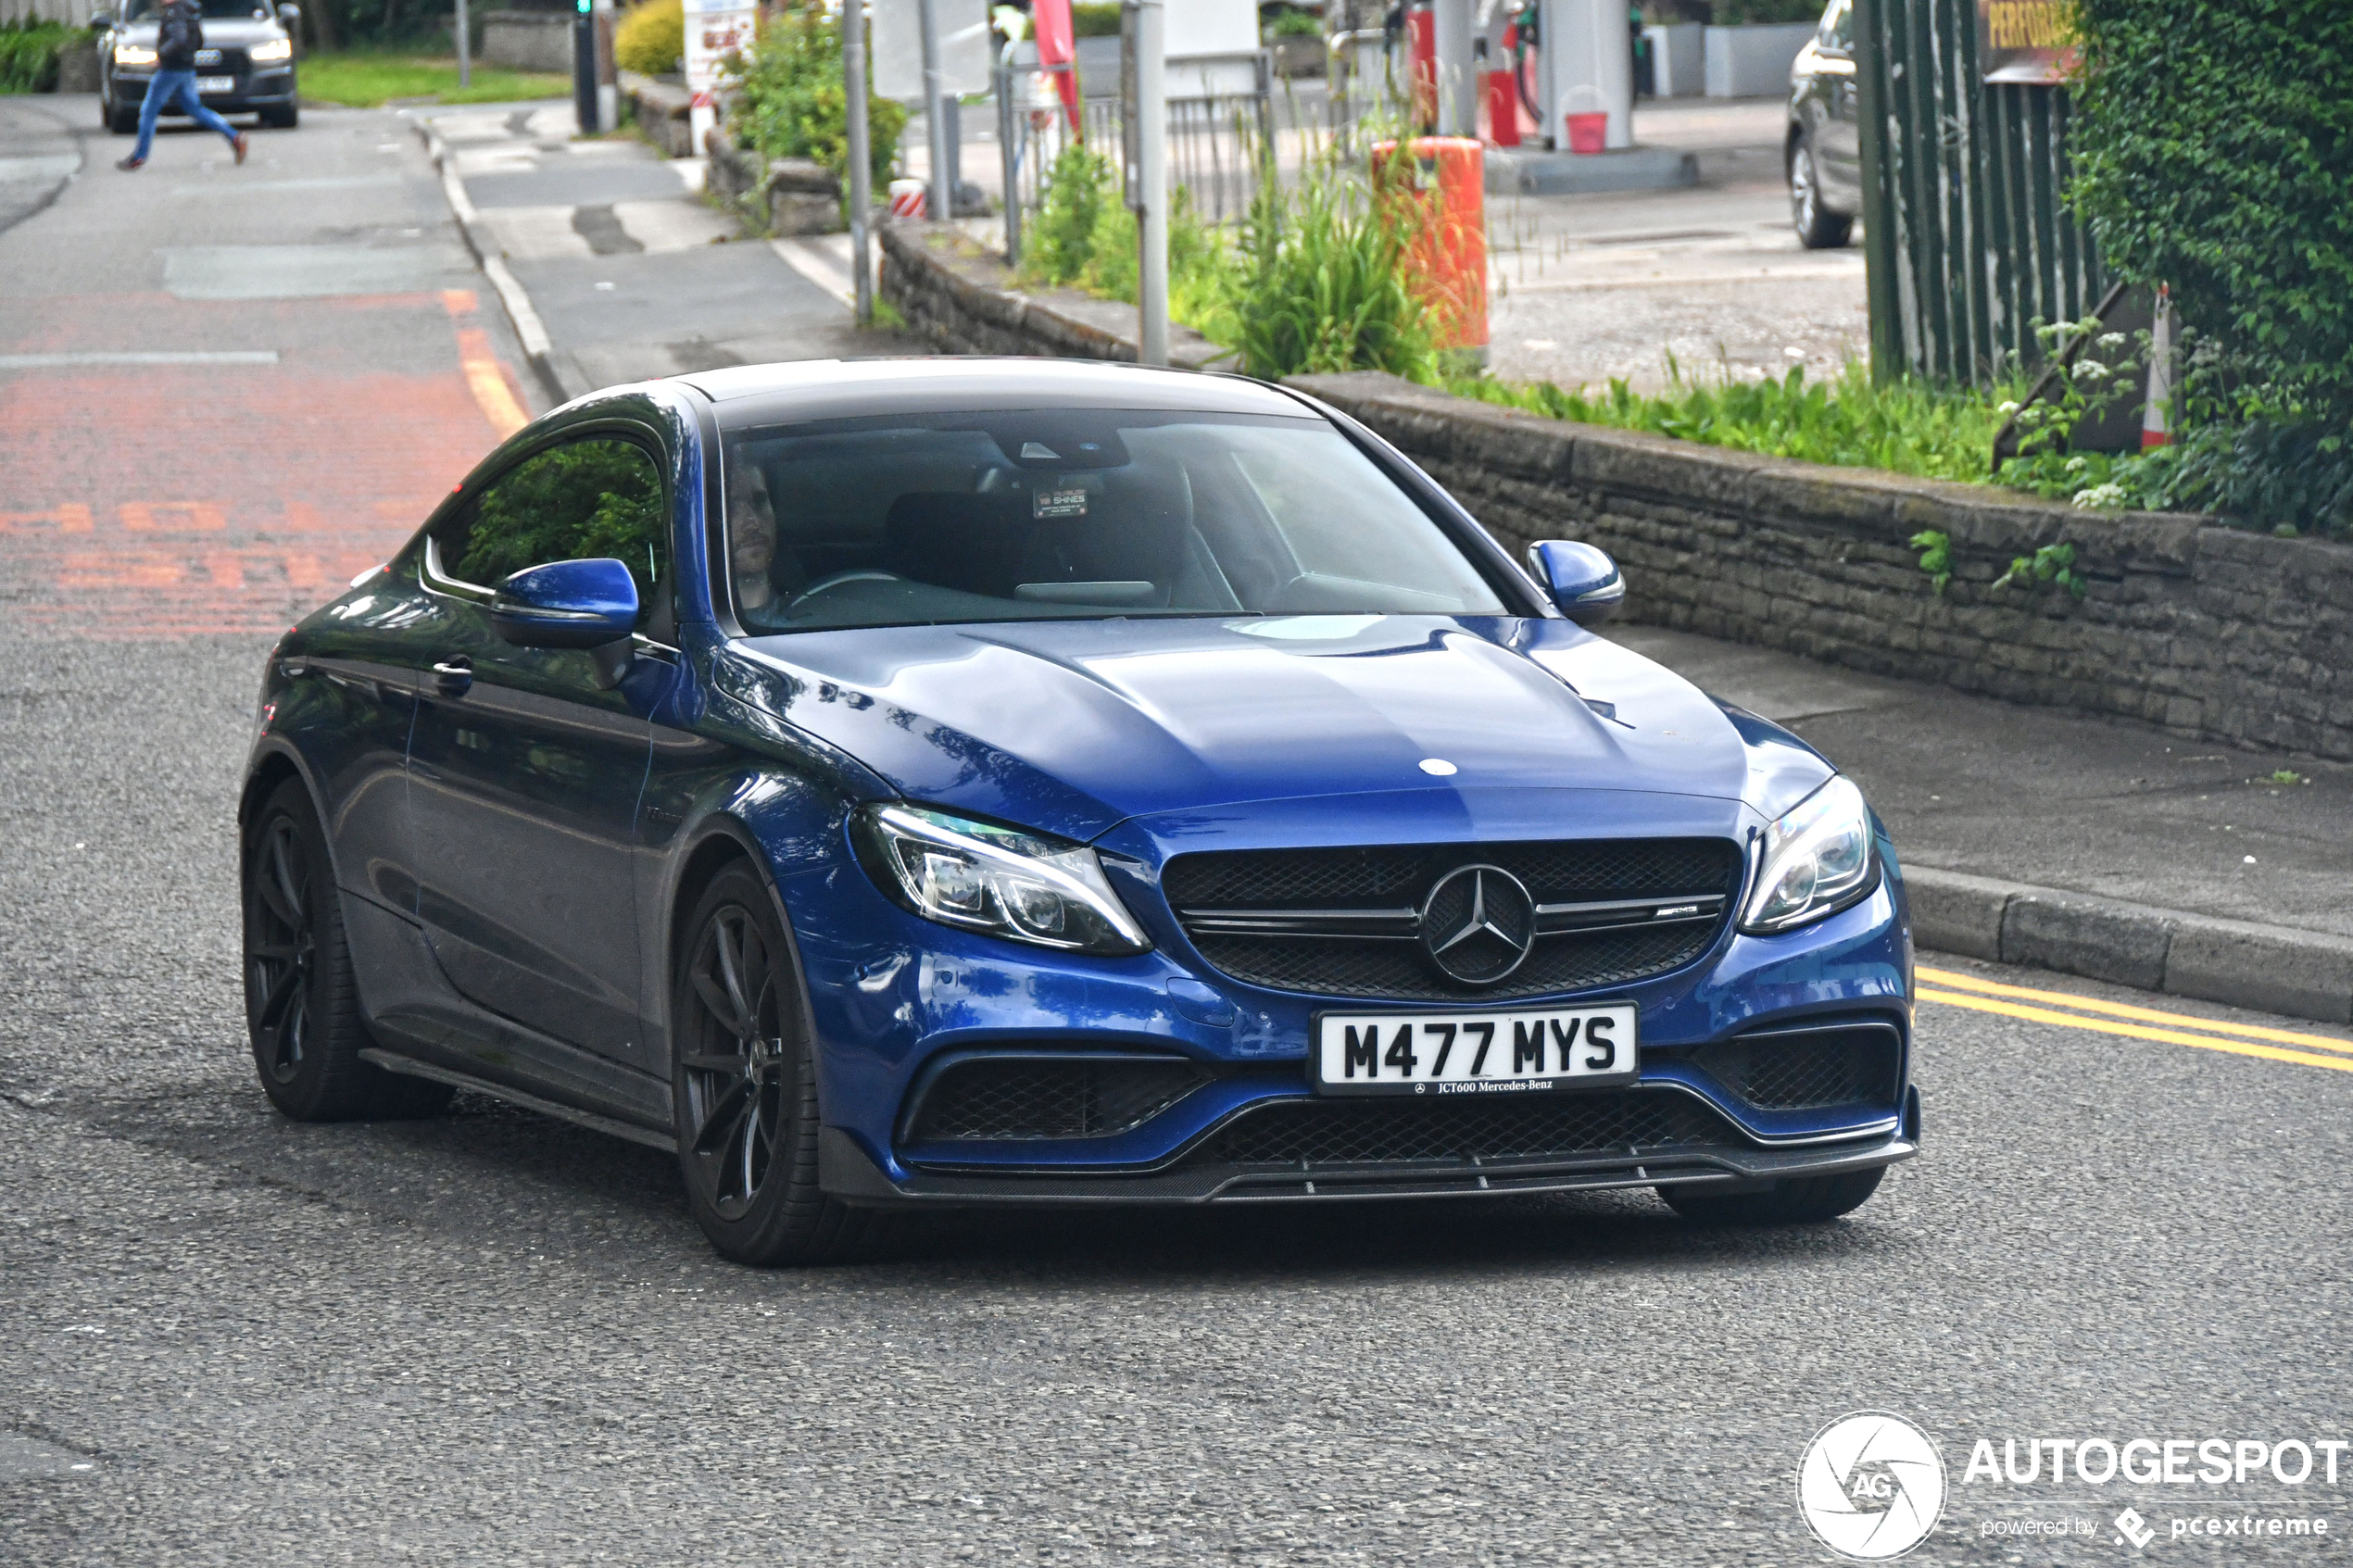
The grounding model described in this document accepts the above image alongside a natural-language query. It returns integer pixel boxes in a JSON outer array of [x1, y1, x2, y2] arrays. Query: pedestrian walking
[[116, 0, 247, 172]]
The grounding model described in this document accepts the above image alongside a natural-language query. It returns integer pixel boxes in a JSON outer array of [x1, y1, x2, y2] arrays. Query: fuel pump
[[1499, 0, 1630, 152]]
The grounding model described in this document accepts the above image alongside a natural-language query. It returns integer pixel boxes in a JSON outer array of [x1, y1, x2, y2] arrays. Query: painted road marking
[[1917, 966, 2353, 1054], [1917, 965, 2353, 1074], [0, 352, 279, 369]]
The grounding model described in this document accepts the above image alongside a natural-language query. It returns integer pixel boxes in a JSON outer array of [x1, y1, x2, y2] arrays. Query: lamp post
[[843, 0, 874, 323], [1127, 0, 1166, 366]]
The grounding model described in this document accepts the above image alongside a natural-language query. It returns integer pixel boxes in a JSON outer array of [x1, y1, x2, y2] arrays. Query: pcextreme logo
[[1797, 1411, 1950, 1561]]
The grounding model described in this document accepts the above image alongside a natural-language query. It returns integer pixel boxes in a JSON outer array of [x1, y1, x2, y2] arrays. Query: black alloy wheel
[[670, 863, 898, 1266], [242, 781, 452, 1122], [1791, 137, 1854, 251], [1659, 1165, 1884, 1224]]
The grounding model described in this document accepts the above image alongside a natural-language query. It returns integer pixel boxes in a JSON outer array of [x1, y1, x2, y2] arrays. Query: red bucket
[[1564, 110, 1607, 155]]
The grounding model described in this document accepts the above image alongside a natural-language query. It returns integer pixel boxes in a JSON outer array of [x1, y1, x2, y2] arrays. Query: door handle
[[431, 659, 472, 697]]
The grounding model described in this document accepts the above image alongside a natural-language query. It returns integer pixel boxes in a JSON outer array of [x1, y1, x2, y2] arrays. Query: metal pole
[[995, 55, 1021, 266], [1432, 0, 1473, 137], [454, 0, 470, 89], [844, 0, 875, 323], [1132, 0, 1167, 366], [917, 0, 951, 222], [572, 0, 598, 134]]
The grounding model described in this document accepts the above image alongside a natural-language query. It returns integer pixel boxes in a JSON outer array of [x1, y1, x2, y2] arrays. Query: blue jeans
[[133, 69, 240, 161]]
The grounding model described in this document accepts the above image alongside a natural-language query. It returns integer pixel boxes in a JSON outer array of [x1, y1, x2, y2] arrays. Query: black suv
[[98, 0, 301, 135], [1785, 0, 1859, 248]]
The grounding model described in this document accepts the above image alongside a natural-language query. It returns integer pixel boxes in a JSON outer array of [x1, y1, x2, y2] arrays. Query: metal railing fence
[[1856, 0, 2107, 385]]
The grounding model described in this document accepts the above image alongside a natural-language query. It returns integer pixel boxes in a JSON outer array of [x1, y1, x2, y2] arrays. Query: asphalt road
[[5, 94, 2352, 1568]]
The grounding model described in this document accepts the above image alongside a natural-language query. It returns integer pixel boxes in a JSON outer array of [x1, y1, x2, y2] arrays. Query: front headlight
[[114, 43, 158, 65], [1739, 775, 1879, 934], [855, 804, 1151, 956], [250, 36, 293, 62]]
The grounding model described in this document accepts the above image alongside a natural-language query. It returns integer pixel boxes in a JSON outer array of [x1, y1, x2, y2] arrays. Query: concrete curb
[[405, 115, 584, 408], [1906, 866, 2353, 1024]]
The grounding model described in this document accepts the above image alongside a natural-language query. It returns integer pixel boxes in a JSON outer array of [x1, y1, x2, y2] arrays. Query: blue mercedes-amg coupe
[[241, 358, 1919, 1264]]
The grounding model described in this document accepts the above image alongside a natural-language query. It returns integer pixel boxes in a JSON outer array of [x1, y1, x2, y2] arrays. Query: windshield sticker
[[1033, 487, 1088, 519]]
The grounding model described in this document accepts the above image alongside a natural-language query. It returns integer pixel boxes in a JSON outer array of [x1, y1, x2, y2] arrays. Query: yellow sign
[[1978, 0, 2082, 83]]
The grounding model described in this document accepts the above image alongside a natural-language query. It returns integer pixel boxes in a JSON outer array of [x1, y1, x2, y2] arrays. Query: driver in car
[[728, 457, 784, 624]]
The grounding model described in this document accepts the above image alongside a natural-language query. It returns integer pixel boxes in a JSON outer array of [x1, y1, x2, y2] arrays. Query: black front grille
[[1690, 1024, 1901, 1110], [1164, 838, 1741, 1000], [1192, 920, 1718, 1001], [1164, 839, 1738, 909], [907, 1056, 1211, 1142], [1208, 1089, 1736, 1167]]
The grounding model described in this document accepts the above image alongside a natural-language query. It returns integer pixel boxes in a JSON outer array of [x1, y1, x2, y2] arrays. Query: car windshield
[[122, 0, 275, 19], [716, 409, 1509, 633]]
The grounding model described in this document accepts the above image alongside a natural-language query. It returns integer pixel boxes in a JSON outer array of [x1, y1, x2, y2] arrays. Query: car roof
[[679, 357, 1315, 428]]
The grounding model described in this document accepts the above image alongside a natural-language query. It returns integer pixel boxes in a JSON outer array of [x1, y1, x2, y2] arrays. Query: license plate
[[197, 75, 234, 92], [1313, 1003, 1639, 1098]]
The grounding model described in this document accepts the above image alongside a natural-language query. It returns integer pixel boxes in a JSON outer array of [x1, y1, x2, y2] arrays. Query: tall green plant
[[731, 6, 906, 188], [0, 19, 75, 93], [1229, 141, 1436, 381]]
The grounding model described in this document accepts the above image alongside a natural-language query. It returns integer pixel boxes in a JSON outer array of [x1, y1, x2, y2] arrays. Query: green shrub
[[1265, 8, 1323, 39], [2070, 0, 2353, 533], [1017, 143, 1237, 342], [731, 6, 906, 188], [1228, 150, 1436, 381], [1454, 359, 2019, 484], [0, 19, 76, 94], [613, 0, 683, 76], [1069, 4, 1123, 38]]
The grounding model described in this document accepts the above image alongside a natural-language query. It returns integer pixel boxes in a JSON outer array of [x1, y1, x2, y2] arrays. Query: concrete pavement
[[409, 99, 899, 400]]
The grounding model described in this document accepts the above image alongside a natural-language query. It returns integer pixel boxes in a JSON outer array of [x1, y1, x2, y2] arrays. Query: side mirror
[[491, 558, 640, 649], [276, 4, 300, 27], [1528, 540, 1625, 628], [90, 11, 113, 28]]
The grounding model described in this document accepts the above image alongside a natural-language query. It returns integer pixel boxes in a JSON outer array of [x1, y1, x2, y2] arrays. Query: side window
[[435, 436, 670, 632]]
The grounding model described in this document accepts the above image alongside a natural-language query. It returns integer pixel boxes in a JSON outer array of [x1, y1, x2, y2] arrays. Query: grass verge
[[297, 51, 569, 108]]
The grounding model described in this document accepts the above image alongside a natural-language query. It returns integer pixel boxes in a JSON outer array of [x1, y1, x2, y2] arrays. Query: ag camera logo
[[1797, 1411, 1948, 1561]]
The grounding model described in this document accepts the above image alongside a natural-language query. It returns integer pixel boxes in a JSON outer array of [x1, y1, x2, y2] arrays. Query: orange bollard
[[1370, 137, 1489, 367]]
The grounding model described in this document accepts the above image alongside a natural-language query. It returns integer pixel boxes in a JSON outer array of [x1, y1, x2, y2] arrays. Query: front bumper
[[786, 837, 1918, 1205], [820, 1101, 1919, 1206], [113, 70, 296, 111]]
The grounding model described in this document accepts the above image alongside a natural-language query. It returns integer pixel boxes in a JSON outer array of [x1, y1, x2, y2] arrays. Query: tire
[[1790, 137, 1854, 251], [243, 780, 454, 1122], [260, 103, 298, 129], [670, 862, 898, 1266], [106, 100, 138, 135], [1660, 1166, 1884, 1225]]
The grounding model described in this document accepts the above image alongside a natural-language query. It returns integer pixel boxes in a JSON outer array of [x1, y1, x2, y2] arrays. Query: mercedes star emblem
[[1419, 864, 1538, 985]]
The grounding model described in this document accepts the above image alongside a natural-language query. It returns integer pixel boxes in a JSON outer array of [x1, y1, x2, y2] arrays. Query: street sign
[[873, 0, 992, 102], [1976, 0, 2081, 83]]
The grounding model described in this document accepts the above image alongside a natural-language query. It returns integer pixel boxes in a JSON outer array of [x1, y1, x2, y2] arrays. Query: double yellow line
[[1917, 966, 2353, 1074]]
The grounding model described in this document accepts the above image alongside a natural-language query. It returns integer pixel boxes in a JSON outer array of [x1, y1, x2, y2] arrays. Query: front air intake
[[905, 1055, 1212, 1143]]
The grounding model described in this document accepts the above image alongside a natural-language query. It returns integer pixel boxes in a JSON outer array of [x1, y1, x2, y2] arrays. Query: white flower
[[2072, 483, 2129, 510], [1997, 400, 2021, 415], [2066, 456, 2089, 473], [2074, 359, 2110, 382], [2097, 332, 2126, 350]]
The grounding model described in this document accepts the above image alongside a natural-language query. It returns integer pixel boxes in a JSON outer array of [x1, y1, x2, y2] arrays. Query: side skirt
[[360, 1048, 679, 1154]]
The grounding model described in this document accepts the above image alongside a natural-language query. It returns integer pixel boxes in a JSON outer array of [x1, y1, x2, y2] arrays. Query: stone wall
[[1295, 374, 2353, 761], [876, 219, 2353, 762], [481, 11, 572, 72], [879, 220, 1234, 370]]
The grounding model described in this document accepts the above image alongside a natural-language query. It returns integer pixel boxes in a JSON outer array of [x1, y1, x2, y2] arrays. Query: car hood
[[719, 614, 1832, 844]]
